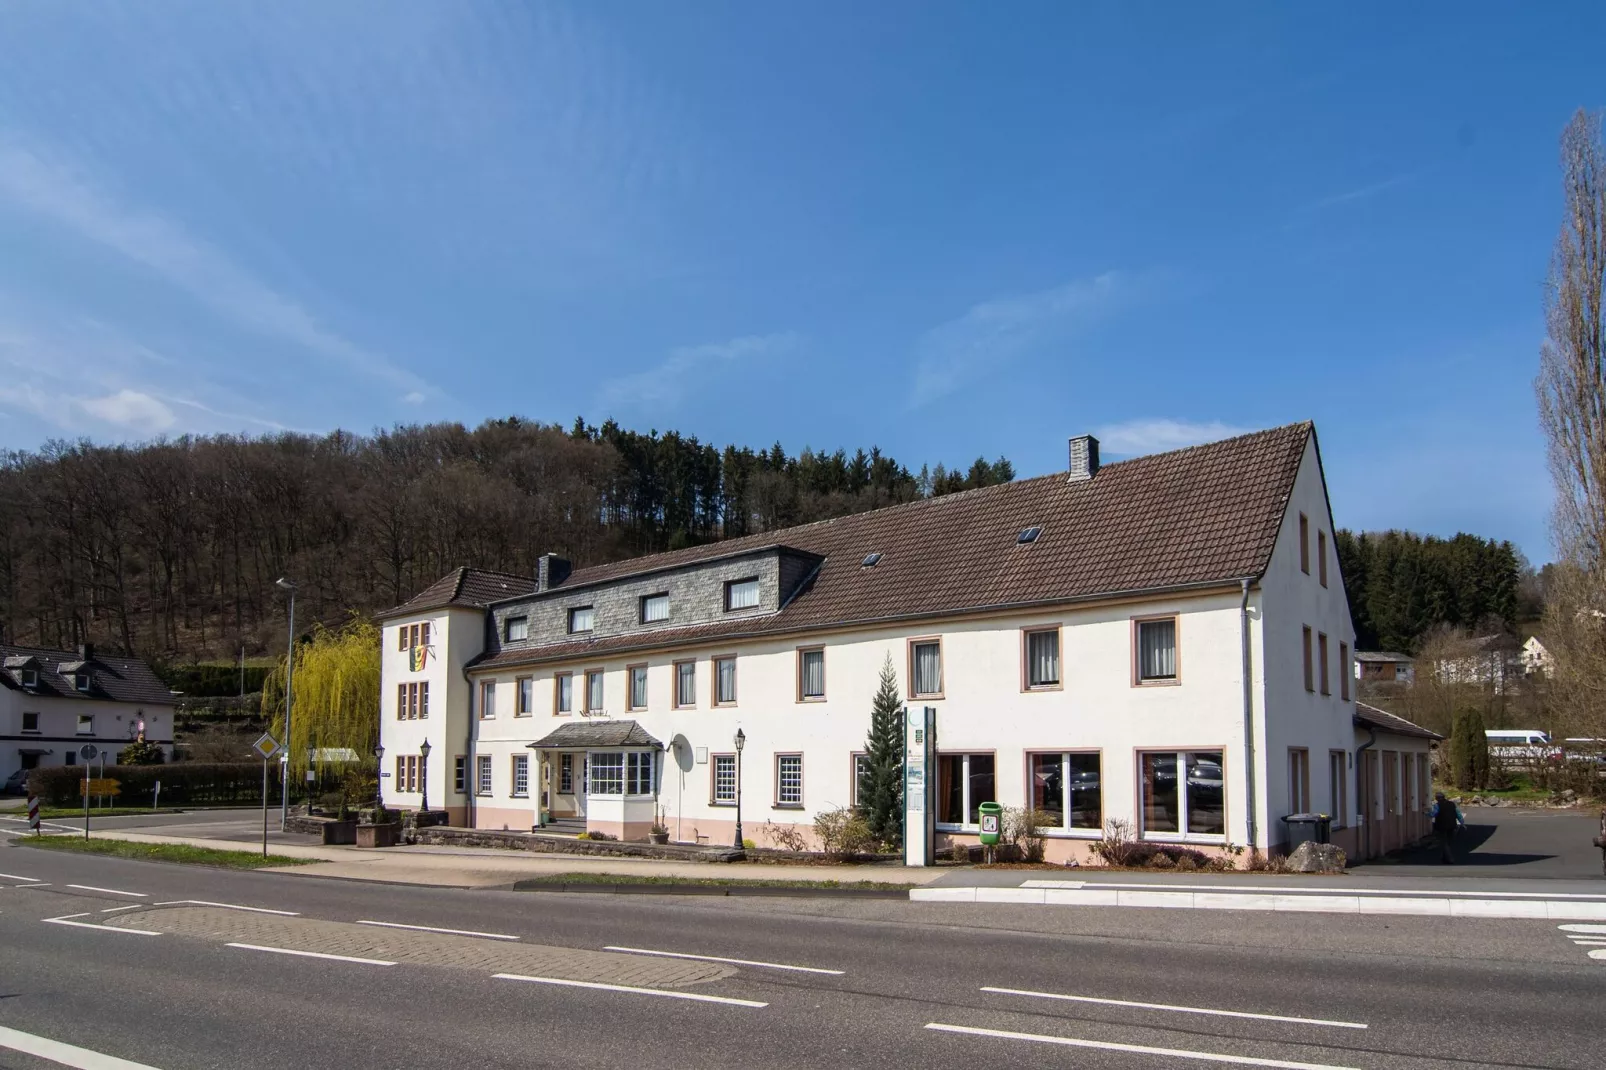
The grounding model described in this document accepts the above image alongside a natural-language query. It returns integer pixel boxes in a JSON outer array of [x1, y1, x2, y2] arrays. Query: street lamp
[[373, 742, 385, 819], [733, 727, 746, 850], [419, 739, 432, 814], [274, 577, 297, 830]]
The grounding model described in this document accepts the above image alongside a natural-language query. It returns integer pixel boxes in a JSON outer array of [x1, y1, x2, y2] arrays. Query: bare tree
[[1536, 109, 1606, 740]]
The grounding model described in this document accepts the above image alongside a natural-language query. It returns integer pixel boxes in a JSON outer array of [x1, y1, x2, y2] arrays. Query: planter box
[[648, 831, 669, 845], [356, 822, 399, 849], [322, 819, 358, 846]]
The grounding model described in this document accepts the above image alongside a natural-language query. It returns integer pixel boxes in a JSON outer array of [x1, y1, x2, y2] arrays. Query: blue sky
[[0, 2, 1598, 563]]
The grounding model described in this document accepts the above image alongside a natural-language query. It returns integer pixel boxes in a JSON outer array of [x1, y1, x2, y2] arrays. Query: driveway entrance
[[1351, 806, 1604, 879]]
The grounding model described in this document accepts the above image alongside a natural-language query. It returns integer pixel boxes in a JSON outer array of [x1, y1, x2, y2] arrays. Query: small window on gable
[[506, 615, 529, 642], [1018, 526, 1042, 544]]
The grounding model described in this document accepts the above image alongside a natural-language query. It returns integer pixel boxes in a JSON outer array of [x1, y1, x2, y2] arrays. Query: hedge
[[156, 664, 272, 698], [26, 763, 281, 808]]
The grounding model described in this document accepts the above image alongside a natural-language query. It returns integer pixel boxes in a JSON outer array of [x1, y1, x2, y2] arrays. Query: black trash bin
[[1282, 813, 1332, 851]]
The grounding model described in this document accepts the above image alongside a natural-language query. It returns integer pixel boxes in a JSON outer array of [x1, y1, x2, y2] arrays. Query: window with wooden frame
[[420, 621, 430, 649], [908, 637, 943, 698], [476, 754, 493, 796], [640, 592, 670, 624], [559, 753, 573, 794], [1339, 641, 1351, 700], [850, 752, 871, 809], [1318, 633, 1331, 695], [1133, 616, 1178, 684], [714, 656, 737, 706], [454, 756, 467, 795], [797, 647, 826, 701], [1022, 626, 1062, 690], [554, 672, 573, 715], [711, 754, 737, 804], [505, 615, 529, 642], [396, 683, 407, 720], [1302, 627, 1314, 692], [419, 681, 429, 719], [774, 753, 803, 807], [511, 754, 530, 797], [724, 577, 761, 611], [1328, 750, 1347, 828], [1299, 513, 1310, 574], [480, 680, 496, 718], [397, 626, 408, 651], [516, 676, 533, 716], [1317, 530, 1328, 587], [568, 606, 594, 634], [395, 755, 406, 792], [585, 669, 604, 713], [1288, 748, 1310, 814], [673, 660, 696, 708], [627, 664, 648, 711]]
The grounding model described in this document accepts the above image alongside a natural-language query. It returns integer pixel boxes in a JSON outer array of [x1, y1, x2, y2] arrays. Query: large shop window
[[1140, 750, 1226, 839], [937, 753, 996, 827], [1029, 752, 1102, 831]]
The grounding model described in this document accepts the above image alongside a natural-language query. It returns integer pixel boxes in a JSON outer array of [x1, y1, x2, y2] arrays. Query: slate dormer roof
[[0, 644, 177, 705], [378, 567, 538, 620]]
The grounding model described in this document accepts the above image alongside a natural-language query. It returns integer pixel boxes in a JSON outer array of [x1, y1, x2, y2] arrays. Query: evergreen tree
[[860, 654, 905, 847], [1446, 707, 1492, 790]]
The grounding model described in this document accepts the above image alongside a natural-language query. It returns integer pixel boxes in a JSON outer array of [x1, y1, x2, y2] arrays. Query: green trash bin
[[977, 801, 1003, 846]]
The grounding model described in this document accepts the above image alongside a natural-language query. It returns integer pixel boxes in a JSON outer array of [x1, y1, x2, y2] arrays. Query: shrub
[[813, 806, 876, 858], [949, 841, 972, 863], [156, 663, 272, 698], [742, 838, 756, 850], [1089, 817, 1143, 867], [764, 819, 810, 852], [1004, 806, 1051, 863], [26, 762, 279, 808], [117, 739, 166, 766]]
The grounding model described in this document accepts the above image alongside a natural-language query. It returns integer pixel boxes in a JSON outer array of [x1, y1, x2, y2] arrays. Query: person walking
[[1430, 791, 1464, 864]]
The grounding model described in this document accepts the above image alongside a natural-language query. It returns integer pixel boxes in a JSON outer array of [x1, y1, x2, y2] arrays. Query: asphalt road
[[2, 841, 1603, 1070]]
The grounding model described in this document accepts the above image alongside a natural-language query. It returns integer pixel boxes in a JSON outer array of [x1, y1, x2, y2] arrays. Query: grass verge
[[14, 834, 312, 870], [35, 807, 191, 820], [516, 871, 913, 891]]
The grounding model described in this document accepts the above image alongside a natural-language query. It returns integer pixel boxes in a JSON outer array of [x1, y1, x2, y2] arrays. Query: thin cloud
[[601, 333, 800, 409], [911, 273, 1129, 407], [79, 389, 177, 434], [0, 133, 429, 395], [1093, 418, 1251, 456], [1305, 173, 1413, 212]]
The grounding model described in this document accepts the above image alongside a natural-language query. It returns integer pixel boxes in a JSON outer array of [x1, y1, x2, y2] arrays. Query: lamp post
[[733, 727, 746, 849], [274, 577, 296, 830], [419, 739, 432, 815], [373, 742, 385, 820]]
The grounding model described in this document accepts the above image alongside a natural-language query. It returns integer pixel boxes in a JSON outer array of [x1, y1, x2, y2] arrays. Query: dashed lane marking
[[925, 1023, 1359, 1069], [358, 919, 518, 940], [0, 871, 41, 881], [226, 942, 396, 966], [67, 884, 147, 898], [0, 1023, 166, 1070], [44, 913, 161, 937], [494, 973, 768, 1007], [604, 945, 844, 975], [1558, 923, 1606, 934], [979, 987, 1367, 1029]]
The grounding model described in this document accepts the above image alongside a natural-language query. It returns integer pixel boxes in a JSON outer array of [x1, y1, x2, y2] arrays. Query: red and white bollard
[[26, 793, 40, 834]]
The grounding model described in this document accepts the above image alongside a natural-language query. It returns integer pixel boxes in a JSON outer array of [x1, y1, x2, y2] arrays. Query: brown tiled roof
[[0, 644, 177, 706], [1355, 702, 1442, 741], [379, 567, 537, 620], [471, 422, 1314, 670]]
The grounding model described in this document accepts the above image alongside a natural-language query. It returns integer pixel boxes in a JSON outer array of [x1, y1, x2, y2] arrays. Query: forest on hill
[[0, 417, 1014, 660]]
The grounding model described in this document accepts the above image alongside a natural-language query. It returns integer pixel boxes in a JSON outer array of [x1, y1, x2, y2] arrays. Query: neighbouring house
[[378, 422, 1362, 863], [1354, 651, 1415, 685], [1433, 633, 1523, 694], [1521, 636, 1552, 675], [1349, 702, 1439, 861], [1, 644, 177, 787]]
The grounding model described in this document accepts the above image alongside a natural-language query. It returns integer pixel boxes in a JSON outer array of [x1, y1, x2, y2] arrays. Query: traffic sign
[[79, 744, 99, 761], [252, 733, 281, 761]]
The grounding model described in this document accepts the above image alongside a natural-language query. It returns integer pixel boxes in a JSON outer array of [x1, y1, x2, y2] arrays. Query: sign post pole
[[79, 744, 99, 840], [252, 734, 282, 860]]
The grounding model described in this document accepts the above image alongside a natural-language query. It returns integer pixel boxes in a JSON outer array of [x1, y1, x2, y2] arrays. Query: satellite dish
[[670, 733, 694, 773]]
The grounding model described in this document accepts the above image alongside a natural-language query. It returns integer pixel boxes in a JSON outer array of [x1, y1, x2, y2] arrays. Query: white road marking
[[1590, 949, 1606, 961], [225, 942, 396, 965], [358, 919, 518, 940], [0, 871, 41, 881], [156, 900, 299, 915], [979, 986, 1366, 1029], [44, 914, 161, 936], [16, 883, 54, 889], [67, 884, 148, 898], [925, 1023, 1358, 1069], [101, 905, 144, 913], [0, 1023, 167, 1070], [494, 973, 768, 1007], [604, 945, 844, 975], [1559, 923, 1606, 933]]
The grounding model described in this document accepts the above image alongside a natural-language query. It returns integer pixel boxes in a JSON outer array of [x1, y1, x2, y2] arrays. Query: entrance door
[[1360, 750, 1379, 859]]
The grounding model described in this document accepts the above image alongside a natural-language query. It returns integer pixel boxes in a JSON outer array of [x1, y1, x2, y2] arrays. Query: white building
[[1, 644, 176, 787], [378, 423, 1432, 862]]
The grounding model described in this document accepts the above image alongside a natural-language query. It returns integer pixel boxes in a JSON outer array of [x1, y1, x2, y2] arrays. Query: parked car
[[3, 768, 30, 796]]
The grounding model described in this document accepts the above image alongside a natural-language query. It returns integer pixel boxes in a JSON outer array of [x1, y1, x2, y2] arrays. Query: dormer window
[[75, 672, 92, 693], [568, 606, 595, 634], [725, 577, 761, 611], [640, 593, 670, 624], [21, 667, 38, 688], [505, 615, 529, 642]]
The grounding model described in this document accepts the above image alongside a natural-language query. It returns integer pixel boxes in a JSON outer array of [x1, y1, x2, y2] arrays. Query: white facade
[[380, 432, 1362, 861], [2, 686, 173, 785]]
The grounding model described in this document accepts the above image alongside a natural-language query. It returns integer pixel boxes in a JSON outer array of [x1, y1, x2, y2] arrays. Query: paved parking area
[[1354, 806, 1605, 879]]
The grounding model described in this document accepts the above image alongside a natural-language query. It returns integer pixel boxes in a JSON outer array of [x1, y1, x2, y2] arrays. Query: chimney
[[78, 643, 95, 662], [1067, 434, 1100, 482], [536, 554, 572, 592]]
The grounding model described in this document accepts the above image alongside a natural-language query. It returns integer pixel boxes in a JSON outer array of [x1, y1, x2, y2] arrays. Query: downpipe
[[1240, 578, 1259, 857]]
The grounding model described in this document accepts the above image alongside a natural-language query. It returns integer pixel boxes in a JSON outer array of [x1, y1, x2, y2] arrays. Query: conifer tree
[[860, 655, 905, 847]]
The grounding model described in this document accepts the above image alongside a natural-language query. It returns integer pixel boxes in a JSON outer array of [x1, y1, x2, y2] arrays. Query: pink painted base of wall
[[472, 804, 539, 831]]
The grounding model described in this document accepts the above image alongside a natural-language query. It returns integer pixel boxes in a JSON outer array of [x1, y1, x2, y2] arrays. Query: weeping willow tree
[[261, 616, 381, 777]]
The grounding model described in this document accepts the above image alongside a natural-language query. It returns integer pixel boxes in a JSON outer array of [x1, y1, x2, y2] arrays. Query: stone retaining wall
[[414, 825, 744, 862]]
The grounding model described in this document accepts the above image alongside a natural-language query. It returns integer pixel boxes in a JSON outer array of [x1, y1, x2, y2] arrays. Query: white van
[[1485, 729, 1555, 763]]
